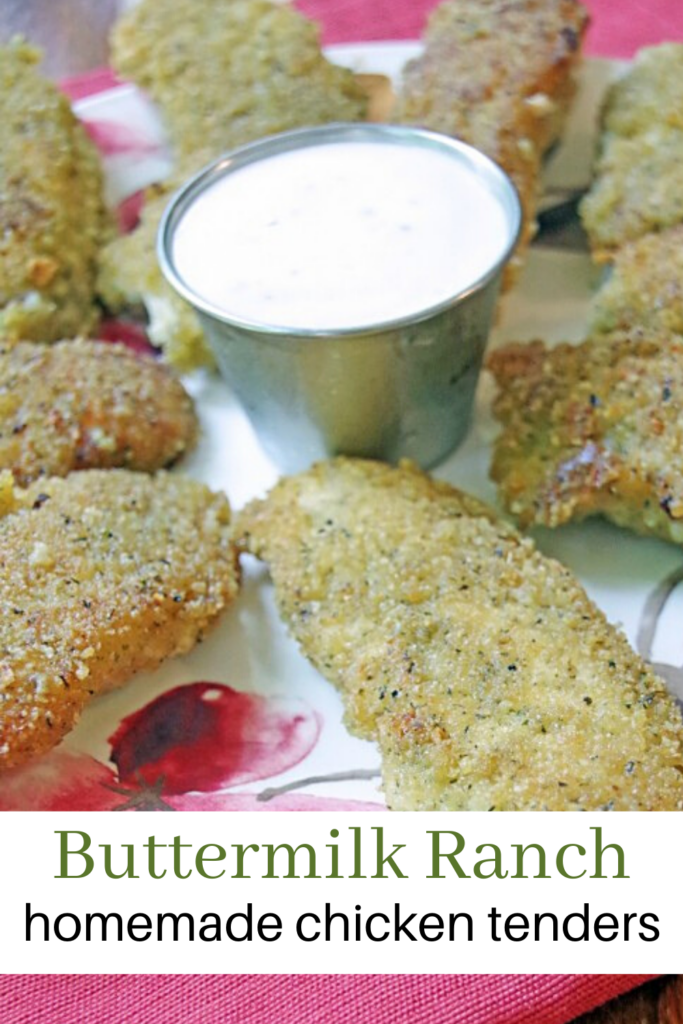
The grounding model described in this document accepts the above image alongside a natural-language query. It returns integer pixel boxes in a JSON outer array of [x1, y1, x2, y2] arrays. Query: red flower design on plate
[[115, 190, 146, 233], [109, 682, 321, 795], [82, 119, 163, 159], [0, 683, 384, 811], [98, 318, 156, 357], [0, 751, 122, 812]]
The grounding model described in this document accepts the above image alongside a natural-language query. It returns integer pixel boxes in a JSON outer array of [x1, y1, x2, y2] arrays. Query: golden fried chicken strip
[[111, 0, 365, 165], [0, 469, 15, 518], [394, 0, 588, 273], [102, 0, 367, 369], [580, 126, 683, 258], [581, 45, 683, 257], [0, 41, 111, 342], [97, 187, 213, 372], [0, 337, 198, 485], [236, 458, 683, 811], [602, 43, 683, 138], [590, 226, 683, 337], [489, 332, 683, 545], [0, 470, 238, 770]]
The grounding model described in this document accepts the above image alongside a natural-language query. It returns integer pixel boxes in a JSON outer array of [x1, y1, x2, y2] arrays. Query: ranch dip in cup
[[159, 124, 521, 471]]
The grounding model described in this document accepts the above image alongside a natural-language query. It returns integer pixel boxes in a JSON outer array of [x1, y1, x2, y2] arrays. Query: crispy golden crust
[[396, 0, 588, 150], [602, 44, 683, 138], [0, 338, 198, 485], [0, 41, 111, 342], [97, 187, 213, 372], [111, 0, 366, 168], [104, 0, 367, 370], [488, 332, 683, 544], [580, 126, 683, 257], [0, 470, 239, 770], [236, 458, 683, 811], [582, 44, 683, 257], [394, 0, 589, 274], [590, 226, 683, 337]]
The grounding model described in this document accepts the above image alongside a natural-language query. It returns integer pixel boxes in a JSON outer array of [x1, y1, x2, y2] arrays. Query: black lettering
[[296, 913, 320, 942], [25, 904, 49, 941]]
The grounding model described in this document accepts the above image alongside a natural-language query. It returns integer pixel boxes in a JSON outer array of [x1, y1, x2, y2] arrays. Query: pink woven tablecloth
[[1, 974, 661, 1024], [60, 0, 683, 99], [296, 0, 680, 55]]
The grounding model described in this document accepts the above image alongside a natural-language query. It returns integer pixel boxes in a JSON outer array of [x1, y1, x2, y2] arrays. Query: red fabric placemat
[[296, 0, 681, 57], [59, 0, 683, 102], [0, 974, 660, 1024]]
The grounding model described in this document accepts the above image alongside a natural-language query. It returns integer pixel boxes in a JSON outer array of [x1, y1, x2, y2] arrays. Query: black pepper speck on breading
[[235, 458, 683, 811], [0, 469, 239, 770]]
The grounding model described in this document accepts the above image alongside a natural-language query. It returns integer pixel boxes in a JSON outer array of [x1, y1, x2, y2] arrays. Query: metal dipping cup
[[158, 124, 522, 472]]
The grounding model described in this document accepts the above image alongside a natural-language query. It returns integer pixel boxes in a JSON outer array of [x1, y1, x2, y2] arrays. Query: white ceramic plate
[[4, 44, 681, 812]]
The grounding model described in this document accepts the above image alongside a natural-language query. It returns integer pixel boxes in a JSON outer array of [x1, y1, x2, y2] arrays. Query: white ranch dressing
[[172, 140, 511, 331]]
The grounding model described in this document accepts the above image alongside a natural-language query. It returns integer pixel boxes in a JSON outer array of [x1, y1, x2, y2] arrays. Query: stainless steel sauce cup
[[158, 124, 522, 472]]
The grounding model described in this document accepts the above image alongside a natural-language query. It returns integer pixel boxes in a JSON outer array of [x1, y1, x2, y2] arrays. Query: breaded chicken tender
[[394, 0, 588, 271], [0, 337, 198, 486], [582, 44, 683, 258], [103, 0, 366, 369], [0, 41, 110, 342], [0, 469, 15, 518], [590, 226, 683, 337], [97, 188, 212, 371], [489, 332, 683, 545], [580, 126, 683, 257], [0, 470, 238, 770], [602, 43, 683, 138], [236, 458, 683, 811], [111, 0, 366, 166]]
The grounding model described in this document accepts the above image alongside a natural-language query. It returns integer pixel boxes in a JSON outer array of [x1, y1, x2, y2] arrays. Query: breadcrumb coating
[[0, 337, 198, 486], [0, 470, 15, 518], [97, 187, 213, 372], [488, 331, 683, 545], [236, 458, 683, 811], [103, 0, 366, 369], [602, 43, 683, 137], [590, 226, 683, 337], [111, 0, 366, 168], [0, 470, 238, 770], [394, 0, 588, 276], [581, 44, 683, 257], [580, 126, 683, 257], [0, 41, 111, 341]]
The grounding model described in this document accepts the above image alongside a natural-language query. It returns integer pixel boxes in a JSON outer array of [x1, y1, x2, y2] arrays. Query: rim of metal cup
[[157, 123, 523, 339]]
